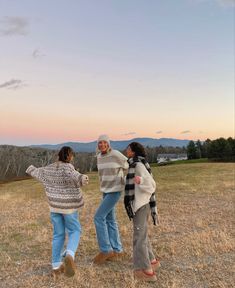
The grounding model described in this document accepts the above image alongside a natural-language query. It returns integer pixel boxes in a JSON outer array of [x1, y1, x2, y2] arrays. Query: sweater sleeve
[[135, 163, 156, 194], [26, 165, 44, 182], [113, 150, 129, 170], [65, 164, 84, 186]]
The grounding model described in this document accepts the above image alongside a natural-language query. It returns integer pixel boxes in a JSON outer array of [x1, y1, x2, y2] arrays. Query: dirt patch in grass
[[0, 164, 234, 288]]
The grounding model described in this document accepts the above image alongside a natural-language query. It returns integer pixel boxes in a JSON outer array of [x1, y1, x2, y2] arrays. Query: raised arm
[[135, 162, 156, 194], [26, 165, 44, 182], [113, 150, 129, 170], [65, 164, 89, 186]]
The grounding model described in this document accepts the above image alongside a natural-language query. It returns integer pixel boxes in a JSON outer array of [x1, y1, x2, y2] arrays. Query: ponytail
[[58, 146, 74, 163]]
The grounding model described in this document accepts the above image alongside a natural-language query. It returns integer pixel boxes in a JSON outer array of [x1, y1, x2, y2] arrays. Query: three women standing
[[26, 139, 160, 283]]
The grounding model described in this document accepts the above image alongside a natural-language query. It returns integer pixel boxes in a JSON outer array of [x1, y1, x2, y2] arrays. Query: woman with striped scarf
[[124, 142, 160, 282]]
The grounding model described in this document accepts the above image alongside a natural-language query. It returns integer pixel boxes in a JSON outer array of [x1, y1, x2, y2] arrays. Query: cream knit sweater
[[132, 162, 156, 212]]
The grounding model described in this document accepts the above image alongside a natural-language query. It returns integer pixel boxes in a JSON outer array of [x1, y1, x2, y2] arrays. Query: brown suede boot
[[107, 251, 126, 262], [93, 251, 114, 264], [64, 254, 76, 277]]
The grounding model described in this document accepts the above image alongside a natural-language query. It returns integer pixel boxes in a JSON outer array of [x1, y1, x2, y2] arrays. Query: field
[[0, 163, 234, 288]]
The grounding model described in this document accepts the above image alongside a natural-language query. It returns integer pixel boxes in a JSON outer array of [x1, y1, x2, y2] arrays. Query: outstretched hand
[[81, 175, 89, 186]]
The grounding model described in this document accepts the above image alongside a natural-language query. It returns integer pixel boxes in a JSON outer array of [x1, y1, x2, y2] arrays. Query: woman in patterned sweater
[[26, 146, 89, 278]]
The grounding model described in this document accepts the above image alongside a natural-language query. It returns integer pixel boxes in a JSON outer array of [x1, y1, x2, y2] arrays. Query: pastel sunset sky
[[0, 0, 234, 145]]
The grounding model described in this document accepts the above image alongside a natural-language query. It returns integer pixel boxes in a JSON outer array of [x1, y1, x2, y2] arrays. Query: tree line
[[187, 137, 235, 161], [0, 145, 186, 181], [1, 138, 233, 181], [0, 145, 96, 182]]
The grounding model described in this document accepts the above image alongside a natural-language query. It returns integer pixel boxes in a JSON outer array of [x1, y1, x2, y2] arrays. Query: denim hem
[[66, 249, 75, 259], [113, 249, 123, 253], [100, 249, 113, 253], [52, 261, 63, 269]]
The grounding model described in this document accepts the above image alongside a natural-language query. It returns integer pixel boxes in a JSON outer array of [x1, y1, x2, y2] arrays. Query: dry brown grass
[[0, 163, 234, 288]]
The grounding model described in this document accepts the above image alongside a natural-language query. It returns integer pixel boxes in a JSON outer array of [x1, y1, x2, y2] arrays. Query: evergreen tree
[[187, 141, 197, 159], [201, 139, 211, 158], [227, 137, 235, 161], [196, 140, 202, 158], [208, 138, 232, 161]]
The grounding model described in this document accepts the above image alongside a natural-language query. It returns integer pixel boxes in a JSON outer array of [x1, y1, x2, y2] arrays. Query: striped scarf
[[124, 156, 158, 225]]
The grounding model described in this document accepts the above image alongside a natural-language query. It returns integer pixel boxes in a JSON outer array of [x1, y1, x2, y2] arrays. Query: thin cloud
[[123, 132, 136, 136], [0, 79, 26, 89], [156, 131, 163, 134], [0, 16, 29, 36], [32, 49, 46, 59], [180, 130, 191, 134]]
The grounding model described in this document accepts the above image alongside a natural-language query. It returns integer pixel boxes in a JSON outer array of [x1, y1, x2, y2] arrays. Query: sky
[[0, 0, 234, 145]]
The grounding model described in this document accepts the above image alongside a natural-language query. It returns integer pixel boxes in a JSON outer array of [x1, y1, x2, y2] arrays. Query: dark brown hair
[[128, 142, 146, 157], [58, 146, 74, 163]]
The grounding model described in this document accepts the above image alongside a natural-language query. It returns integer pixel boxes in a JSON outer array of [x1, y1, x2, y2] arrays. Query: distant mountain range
[[30, 138, 190, 153]]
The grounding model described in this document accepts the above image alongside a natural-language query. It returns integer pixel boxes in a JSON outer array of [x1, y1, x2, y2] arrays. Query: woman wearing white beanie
[[93, 134, 129, 264]]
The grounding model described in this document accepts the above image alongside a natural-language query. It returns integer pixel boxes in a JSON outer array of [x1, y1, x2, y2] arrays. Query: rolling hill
[[30, 137, 190, 152]]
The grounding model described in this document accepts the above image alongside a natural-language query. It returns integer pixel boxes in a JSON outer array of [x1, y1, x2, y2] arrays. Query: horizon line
[[1, 135, 233, 147]]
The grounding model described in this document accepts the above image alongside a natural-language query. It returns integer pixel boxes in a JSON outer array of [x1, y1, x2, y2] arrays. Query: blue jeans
[[94, 192, 123, 253], [50, 211, 81, 269]]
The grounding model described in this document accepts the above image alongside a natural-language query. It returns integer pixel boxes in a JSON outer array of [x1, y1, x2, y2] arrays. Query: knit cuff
[[81, 175, 89, 186], [26, 165, 35, 175]]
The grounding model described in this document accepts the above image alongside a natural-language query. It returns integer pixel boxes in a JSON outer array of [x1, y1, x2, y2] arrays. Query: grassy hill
[[0, 163, 234, 288]]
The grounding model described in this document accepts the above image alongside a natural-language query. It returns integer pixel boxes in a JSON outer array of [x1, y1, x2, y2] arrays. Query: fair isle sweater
[[97, 149, 129, 193], [26, 162, 85, 214]]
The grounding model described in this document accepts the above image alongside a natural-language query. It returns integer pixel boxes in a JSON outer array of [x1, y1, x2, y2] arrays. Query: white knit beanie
[[97, 134, 110, 147]]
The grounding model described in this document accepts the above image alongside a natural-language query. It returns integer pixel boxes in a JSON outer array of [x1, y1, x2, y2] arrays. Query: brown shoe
[[93, 251, 114, 264], [51, 264, 65, 280], [64, 254, 76, 277], [107, 251, 125, 261], [151, 259, 161, 270], [134, 270, 157, 282]]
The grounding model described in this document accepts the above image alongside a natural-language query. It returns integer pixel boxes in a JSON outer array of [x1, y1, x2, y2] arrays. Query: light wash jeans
[[94, 192, 123, 253], [50, 211, 81, 269]]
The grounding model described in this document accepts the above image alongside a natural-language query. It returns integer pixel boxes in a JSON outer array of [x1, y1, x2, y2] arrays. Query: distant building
[[157, 153, 187, 163]]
